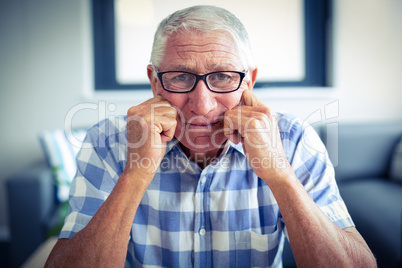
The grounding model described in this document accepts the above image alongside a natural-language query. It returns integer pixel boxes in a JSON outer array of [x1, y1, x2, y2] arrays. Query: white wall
[[334, 0, 402, 122], [0, 0, 90, 234], [1, 0, 401, 236]]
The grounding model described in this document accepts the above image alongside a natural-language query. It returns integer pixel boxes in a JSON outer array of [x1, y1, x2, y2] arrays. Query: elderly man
[[46, 5, 376, 268]]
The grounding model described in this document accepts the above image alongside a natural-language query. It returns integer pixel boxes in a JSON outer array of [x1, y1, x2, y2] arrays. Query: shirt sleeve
[[278, 113, 355, 230], [59, 118, 125, 239]]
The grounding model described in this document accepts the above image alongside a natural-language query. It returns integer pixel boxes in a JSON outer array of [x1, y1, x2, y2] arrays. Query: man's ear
[[147, 65, 158, 96], [247, 68, 258, 91]]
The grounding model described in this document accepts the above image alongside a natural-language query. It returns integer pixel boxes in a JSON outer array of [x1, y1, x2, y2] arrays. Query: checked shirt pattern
[[60, 113, 354, 267]]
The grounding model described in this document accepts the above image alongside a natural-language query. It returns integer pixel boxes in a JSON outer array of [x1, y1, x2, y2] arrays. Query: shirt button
[[199, 228, 206, 236], [201, 177, 206, 184]]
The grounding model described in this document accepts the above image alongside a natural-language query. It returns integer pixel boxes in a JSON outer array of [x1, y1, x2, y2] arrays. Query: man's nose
[[188, 80, 217, 116]]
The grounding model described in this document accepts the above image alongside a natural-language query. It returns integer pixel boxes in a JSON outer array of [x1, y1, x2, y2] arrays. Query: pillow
[[39, 129, 87, 202], [390, 136, 402, 183]]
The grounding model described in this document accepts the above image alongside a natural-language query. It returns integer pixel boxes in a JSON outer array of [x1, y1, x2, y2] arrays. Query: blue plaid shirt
[[60, 112, 354, 267]]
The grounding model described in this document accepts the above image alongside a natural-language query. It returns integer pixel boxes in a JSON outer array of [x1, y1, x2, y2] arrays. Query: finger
[[160, 119, 177, 143], [153, 116, 177, 143], [141, 95, 173, 108], [127, 97, 173, 118], [223, 112, 243, 144], [225, 107, 270, 131], [240, 90, 264, 107], [151, 106, 178, 139], [151, 106, 178, 118], [228, 105, 271, 118], [224, 108, 273, 147], [149, 99, 174, 109], [225, 130, 243, 145], [223, 125, 241, 144]]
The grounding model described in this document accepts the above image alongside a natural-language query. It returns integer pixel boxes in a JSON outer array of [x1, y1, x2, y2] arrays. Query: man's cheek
[[227, 93, 243, 110], [152, 82, 164, 95], [161, 92, 185, 108]]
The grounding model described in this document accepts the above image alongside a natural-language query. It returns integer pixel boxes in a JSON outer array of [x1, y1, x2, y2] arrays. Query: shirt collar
[[166, 138, 245, 158], [228, 140, 245, 156], [166, 138, 180, 154]]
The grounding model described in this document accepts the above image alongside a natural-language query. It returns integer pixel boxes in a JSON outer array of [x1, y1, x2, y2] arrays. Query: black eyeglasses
[[156, 71, 246, 93]]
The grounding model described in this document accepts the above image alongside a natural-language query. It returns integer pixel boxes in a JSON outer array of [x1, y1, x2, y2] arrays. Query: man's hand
[[45, 96, 177, 268], [125, 95, 177, 181], [224, 90, 290, 181]]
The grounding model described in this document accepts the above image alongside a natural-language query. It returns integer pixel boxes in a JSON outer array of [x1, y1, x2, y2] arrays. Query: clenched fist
[[224, 90, 291, 182], [124, 95, 177, 183]]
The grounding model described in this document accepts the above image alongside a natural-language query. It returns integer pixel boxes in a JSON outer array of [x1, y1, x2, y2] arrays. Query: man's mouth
[[184, 119, 223, 128], [187, 121, 220, 127], [180, 115, 225, 128]]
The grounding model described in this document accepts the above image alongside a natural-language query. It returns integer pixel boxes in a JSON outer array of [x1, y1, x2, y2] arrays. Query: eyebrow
[[174, 65, 192, 71]]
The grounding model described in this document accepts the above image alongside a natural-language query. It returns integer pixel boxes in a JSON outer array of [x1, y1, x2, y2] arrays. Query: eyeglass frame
[[156, 70, 247, 93]]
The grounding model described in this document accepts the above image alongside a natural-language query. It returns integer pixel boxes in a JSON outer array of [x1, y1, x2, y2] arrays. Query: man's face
[[149, 31, 254, 155]]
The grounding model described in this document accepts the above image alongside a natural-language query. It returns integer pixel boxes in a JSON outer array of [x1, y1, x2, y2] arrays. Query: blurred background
[[0, 0, 401, 267]]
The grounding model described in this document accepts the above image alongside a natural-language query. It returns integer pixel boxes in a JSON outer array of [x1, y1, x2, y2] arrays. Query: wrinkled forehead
[[160, 30, 245, 71]]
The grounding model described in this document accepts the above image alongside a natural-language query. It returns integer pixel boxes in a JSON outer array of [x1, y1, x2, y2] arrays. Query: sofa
[[6, 121, 402, 267], [329, 122, 402, 268]]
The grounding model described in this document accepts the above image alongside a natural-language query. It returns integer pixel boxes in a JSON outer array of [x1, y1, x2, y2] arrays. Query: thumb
[[240, 90, 263, 107]]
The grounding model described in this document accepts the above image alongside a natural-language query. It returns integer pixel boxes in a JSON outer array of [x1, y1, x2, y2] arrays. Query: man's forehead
[[166, 30, 239, 54], [156, 30, 245, 71], [171, 62, 240, 72], [161, 40, 243, 71]]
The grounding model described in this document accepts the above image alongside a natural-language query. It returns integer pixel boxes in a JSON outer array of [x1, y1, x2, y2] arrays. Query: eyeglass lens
[[161, 72, 242, 92]]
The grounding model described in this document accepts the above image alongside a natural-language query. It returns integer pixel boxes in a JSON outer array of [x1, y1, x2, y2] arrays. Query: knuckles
[[127, 98, 177, 120], [259, 106, 271, 117], [126, 98, 178, 141]]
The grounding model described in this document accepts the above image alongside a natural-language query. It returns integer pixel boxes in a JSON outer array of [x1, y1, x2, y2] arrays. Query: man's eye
[[173, 74, 191, 82], [210, 73, 232, 82], [216, 73, 230, 80]]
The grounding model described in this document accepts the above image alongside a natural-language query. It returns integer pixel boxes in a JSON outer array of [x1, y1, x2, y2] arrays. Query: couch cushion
[[338, 178, 402, 267], [390, 135, 402, 183], [326, 122, 402, 182], [39, 129, 87, 202]]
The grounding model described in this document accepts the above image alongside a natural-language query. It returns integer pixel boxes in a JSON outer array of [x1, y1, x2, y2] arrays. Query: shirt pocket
[[234, 228, 280, 268]]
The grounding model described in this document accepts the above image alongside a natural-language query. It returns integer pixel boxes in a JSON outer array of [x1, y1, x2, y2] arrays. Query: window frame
[[92, 0, 332, 91]]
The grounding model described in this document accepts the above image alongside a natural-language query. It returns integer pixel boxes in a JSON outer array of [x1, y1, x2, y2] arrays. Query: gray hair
[[150, 5, 255, 71]]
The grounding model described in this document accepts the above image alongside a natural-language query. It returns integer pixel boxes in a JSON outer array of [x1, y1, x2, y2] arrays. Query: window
[[92, 0, 331, 91]]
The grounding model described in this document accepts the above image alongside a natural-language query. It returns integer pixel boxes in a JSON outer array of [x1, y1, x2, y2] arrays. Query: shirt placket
[[194, 167, 212, 268]]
